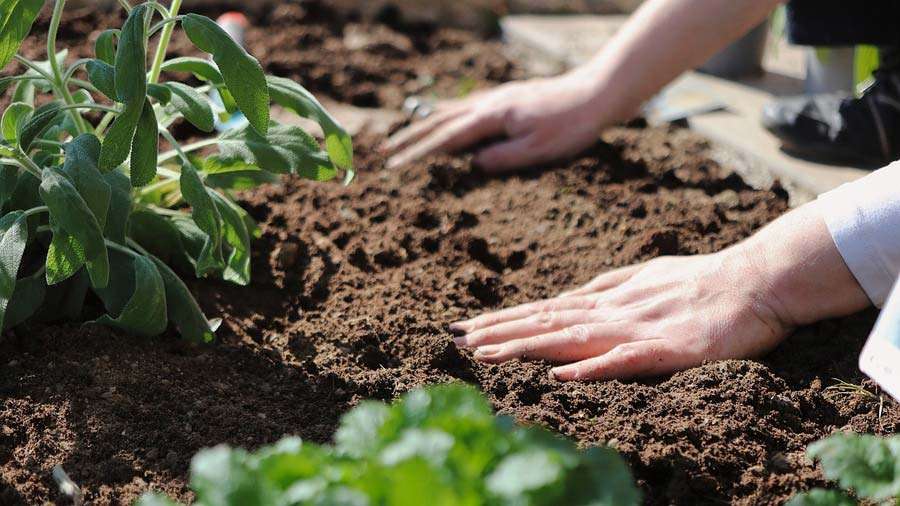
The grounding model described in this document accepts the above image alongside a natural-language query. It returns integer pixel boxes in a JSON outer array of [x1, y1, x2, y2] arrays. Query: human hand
[[383, 73, 624, 172], [450, 251, 792, 381]]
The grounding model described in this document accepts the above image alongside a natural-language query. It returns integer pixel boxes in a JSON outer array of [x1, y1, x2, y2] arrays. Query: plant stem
[[126, 238, 153, 257], [33, 139, 64, 149], [69, 78, 100, 94], [116, 0, 132, 13], [58, 103, 121, 114], [11, 148, 43, 178], [105, 239, 141, 258], [23, 206, 49, 218], [158, 138, 218, 163], [13, 55, 54, 81], [149, 16, 184, 38], [47, 0, 91, 134], [61, 58, 92, 83], [0, 75, 46, 86], [95, 112, 117, 137], [147, 0, 183, 85], [137, 177, 178, 197], [159, 128, 191, 166], [144, 204, 187, 217]]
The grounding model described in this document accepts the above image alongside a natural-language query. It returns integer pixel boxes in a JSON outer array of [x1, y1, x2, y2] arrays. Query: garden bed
[[1, 2, 898, 505]]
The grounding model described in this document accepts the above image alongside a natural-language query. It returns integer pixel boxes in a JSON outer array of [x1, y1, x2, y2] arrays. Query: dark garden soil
[[2, 2, 899, 506]]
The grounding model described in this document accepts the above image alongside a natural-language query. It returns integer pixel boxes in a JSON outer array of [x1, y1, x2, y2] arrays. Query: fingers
[[559, 264, 644, 297], [473, 132, 545, 173], [385, 110, 506, 169], [550, 339, 698, 381], [473, 323, 632, 363], [382, 108, 467, 155], [449, 296, 598, 335], [455, 309, 601, 348]]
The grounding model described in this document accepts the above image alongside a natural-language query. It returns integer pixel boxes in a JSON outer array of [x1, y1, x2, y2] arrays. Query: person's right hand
[[382, 73, 627, 172]]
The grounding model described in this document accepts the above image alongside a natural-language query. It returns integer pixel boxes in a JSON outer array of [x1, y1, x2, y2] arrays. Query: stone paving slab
[[501, 14, 871, 198]]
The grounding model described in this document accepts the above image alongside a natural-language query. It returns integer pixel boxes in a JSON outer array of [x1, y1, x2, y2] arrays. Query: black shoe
[[761, 69, 900, 167]]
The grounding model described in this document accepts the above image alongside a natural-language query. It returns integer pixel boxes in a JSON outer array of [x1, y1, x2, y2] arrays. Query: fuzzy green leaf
[[1, 102, 31, 142], [0, 165, 17, 209], [99, 4, 148, 171], [150, 255, 216, 343], [130, 100, 158, 187], [487, 449, 564, 499], [0, 210, 28, 330], [61, 134, 111, 229], [50, 134, 108, 285], [103, 170, 131, 244], [19, 101, 62, 152], [218, 122, 337, 180], [786, 489, 857, 506], [164, 82, 215, 132], [95, 28, 117, 65], [159, 56, 237, 112], [3, 270, 45, 329], [147, 83, 171, 105], [99, 98, 142, 171], [160, 56, 224, 83], [335, 402, 391, 458], [10, 78, 34, 105], [267, 75, 354, 176], [46, 223, 85, 286], [86, 59, 117, 101], [180, 162, 224, 277], [209, 191, 250, 285], [127, 210, 195, 271], [0, 0, 44, 70], [23, 49, 64, 92], [182, 13, 269, 135], [95, 253, 167, 337], [807, 433, 900, 501], [114, 4, 147, 103], [39, 168, 109, 288]]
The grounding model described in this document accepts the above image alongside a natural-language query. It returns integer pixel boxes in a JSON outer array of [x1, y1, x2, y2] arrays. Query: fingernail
[[452, 336, 469, 347], [550, 367, 573, 381], [448, 323, 467, 336], [474, 347, 499, 359]]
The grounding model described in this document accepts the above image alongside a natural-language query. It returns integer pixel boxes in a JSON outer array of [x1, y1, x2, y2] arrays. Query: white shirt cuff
[[818, 161, 900, 307]]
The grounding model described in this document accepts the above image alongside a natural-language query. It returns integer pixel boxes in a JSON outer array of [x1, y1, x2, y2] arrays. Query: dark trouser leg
[[787, 0, 900, 47]]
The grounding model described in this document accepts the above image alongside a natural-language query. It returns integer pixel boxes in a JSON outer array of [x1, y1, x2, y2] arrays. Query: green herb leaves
[[164, 82, 214, 132], [0, 211, 28, 330], [141, 385, 641, 506], [0, 0, 45, 70], [267, 75, 354, 179], [0, 0, 352, 341], [40, 167, 109, 288], [182, 13, 269, 135], [95, 253, 168, 337], [98, 4, 152, 180], [789, 433, 900, 505]]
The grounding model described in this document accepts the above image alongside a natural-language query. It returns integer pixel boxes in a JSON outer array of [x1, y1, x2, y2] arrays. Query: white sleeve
[[818, 161, 900, 307]]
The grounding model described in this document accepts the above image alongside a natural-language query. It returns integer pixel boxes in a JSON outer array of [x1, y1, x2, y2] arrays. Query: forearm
[[735, 203, 871, 328], [573, 0, 784, 123]]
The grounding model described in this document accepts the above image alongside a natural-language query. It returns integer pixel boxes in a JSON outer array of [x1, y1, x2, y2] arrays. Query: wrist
[[558, 69, 637, 129], [730, 204, 871, 328]]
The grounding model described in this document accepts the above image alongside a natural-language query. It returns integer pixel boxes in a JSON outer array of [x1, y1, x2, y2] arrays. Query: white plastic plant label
[[860, 277, 900, 402]]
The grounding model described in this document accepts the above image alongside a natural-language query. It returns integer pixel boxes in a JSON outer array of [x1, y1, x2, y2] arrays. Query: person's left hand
[[449, 252, 792, 381]]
